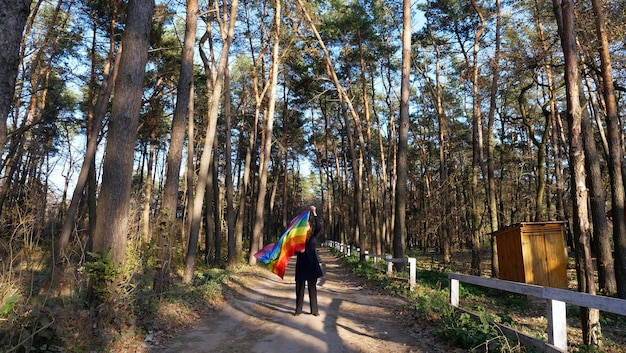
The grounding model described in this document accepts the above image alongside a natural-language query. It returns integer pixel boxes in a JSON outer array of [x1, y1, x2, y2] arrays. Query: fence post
[[408, 257, 416, 290], [450, 278, 459, 307], [547, 299, 567, 351], [386, 255, 393, 275], [364, 250, 369, 262]]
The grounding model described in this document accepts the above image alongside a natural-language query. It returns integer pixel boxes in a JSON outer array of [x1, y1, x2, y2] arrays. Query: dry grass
[[2, 239, 625, 352], [0, 238, 228, 352]]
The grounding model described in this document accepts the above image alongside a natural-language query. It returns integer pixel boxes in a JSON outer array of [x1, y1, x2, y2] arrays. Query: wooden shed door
[[521, 232, 549, 286]]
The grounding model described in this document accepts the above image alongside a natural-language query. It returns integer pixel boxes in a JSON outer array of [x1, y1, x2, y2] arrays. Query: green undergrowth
[[335, 249, 626, 353], [0, 253, 235, 353], [335, 249, 534, 353]]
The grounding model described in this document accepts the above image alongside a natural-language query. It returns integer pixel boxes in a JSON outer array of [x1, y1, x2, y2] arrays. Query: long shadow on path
[[155, 248, 438, 353]]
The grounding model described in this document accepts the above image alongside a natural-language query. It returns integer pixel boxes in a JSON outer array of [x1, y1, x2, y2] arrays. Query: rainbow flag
[[254, 209, 310, 279]]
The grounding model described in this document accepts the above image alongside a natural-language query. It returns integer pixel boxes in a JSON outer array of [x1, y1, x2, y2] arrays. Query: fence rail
[[449, 272, 626, 353], [324, 241, 626, 352]]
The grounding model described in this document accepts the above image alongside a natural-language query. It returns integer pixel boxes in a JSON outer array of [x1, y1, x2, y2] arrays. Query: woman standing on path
[[294, 205, 323, 316]]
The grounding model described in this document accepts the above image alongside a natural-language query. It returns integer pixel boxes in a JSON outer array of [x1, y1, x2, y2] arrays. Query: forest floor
[[3, 239, 625, 352], [90, 246, 625, 353], [146, 247, 454, 352], [412, 249, 626, 353]]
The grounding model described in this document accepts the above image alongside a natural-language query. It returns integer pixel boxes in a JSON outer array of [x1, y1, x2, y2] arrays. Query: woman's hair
[[306, 221, 313, 239]]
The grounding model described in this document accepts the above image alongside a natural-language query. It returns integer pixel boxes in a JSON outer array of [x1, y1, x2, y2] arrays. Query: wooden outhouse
[[494, 222, 568, 289]]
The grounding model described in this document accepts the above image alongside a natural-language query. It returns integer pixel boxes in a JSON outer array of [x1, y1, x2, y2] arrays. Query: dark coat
[[295, 215, 323, 281]]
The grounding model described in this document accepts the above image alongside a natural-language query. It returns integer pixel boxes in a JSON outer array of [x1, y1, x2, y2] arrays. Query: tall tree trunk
[[183, 0, 239, 283], [487, 0, 501, 277], [421, 23, 452, 265], [552, 110, 567, 224], [0, 0, 31, 152], [281, 129, 289, 228], [225, 61, 236, 265], [296, 0, 366, 261], [321, 110, 335, 244], [140, 137, 156, 244], [552, 0, 600, 344], [374, 77, 388, 254], [357, 30, 376, 254], [249, 0, 281, 265], [533, 0, 568, 237], [234, 106, 256, 263], [581, 90, 615, 295], [233, 66, 258, 263], [155, 0, 197, 294], [469, 0, 485, 275], [393, 0, 411, 270], [92, 0, 154, 266], [575, 33, 616, 296], [212, 142, 222, 265], [185, 85, 195, 265], [237, 0, 265, 264], [591, 0, 626, 299], [204, 148, 216, 264]]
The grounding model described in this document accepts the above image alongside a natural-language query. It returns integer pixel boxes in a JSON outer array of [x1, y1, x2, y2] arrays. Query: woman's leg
[[295, 280, 305, 315], [307, 278, 319, 315]]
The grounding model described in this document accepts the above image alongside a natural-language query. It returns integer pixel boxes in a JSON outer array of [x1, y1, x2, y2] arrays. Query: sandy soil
[[155, 248, 452, 353]]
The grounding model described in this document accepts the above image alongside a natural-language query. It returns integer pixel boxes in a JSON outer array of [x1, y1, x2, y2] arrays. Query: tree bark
[[155, 0, 198, 294], [393, 0, 411, 269], [591, 0, 626, 299], [184, 0, 239, 282], [92, 0, 154, 266], [249, 0, 281, 265], [487, 0, 501, 277], [552, 0, 600, 344], [0, 0, 31, 151], [575, 28, 616, 296], [581, 90, 615, 296], [140, 135, 156, 245], [234, 106, 255, 264], [469, 0, 485, 275], [204, 149, 216, 264], [224, 60, 236, 265], [212, 142, 222, 265]]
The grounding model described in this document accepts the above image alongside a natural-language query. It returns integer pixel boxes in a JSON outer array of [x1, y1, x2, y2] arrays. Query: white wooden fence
[[324, 241, 416, 290], [449, 272, 626, 353], [325, 241, 626, 352]]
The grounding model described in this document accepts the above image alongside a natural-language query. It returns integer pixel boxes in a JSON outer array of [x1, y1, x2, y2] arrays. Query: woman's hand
[[310, 205, 317, 216]]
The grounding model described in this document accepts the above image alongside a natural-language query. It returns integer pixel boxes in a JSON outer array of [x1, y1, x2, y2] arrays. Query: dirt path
[[155, 248, 450, 353]]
